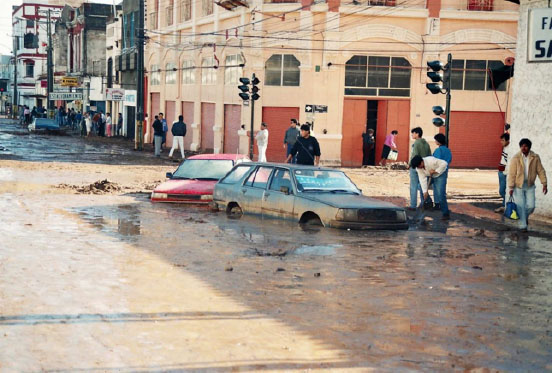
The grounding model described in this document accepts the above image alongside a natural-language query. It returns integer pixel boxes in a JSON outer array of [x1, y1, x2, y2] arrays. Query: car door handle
[[241, 189, 247, 194], [264, 192, 270, 200]]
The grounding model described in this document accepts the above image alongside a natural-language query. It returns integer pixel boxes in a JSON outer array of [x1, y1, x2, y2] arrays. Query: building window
[[167, 0, 174, 26], [467, 0, 493, 11], [182, 60, 195, 84], [25, 62, 34, 77], [202, 0, 213, 16], [151, 64, 160, 85], [181, 0, 192, 21], [123, 12, 136, 50], [451, 59, 506, 91], [344, 55, 411, 97], [26, 19, 35, 28], [224, 54, 244, 85], [201, 57, 217, 85], [165, 63, 177, 84], [265, 54, 300, 86]]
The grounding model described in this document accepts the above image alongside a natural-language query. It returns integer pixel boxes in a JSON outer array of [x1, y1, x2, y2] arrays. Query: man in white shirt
[[410, 155, 450, 220], [256, 122, 269, 162], [495, 133, 510, 213]]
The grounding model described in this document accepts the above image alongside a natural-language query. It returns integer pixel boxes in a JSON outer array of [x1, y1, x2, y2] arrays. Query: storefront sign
[[61, 77, 79, 87], [106, 88, 125, 101], [528, 8, 552, 62], [124, 90, 137, 106], [49, 92, 83, 101]]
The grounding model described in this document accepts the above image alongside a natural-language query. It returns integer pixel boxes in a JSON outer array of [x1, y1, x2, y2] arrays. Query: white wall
[[510, 0, 552, 217]]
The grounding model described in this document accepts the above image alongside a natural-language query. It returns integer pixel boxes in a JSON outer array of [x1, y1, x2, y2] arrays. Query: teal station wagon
[[212, 162, 408, 230]]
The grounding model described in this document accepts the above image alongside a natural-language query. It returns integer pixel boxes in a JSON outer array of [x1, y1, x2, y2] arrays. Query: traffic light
[[425, 54, 452, 143], [432, 106, 445, 127], [251, 76, 260, 101], [238, 77, 250, 101]]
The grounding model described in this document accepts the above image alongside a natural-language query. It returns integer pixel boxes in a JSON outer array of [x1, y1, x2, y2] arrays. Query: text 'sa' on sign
[[528, 8, 552, 62]]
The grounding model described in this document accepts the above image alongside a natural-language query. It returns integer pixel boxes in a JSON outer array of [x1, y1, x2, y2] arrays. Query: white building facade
[[12, 0, 62, 109], [508, 0, 552, 217]]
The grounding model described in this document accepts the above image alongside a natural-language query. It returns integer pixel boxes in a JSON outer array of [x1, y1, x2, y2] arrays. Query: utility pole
[[135, 0, 145, 150], [444, 53, 452, 146], [12, 36, 18, 120], [47, 9, 54, 119]]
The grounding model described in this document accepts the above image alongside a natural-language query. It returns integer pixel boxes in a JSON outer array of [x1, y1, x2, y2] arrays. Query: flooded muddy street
[[1, 119, 552, 371]]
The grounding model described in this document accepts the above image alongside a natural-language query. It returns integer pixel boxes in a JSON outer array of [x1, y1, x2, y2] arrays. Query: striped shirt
[[499, 144, 509, 173]]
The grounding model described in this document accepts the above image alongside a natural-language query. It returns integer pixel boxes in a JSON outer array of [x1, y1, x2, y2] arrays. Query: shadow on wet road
[[68, 195, 552, 371]]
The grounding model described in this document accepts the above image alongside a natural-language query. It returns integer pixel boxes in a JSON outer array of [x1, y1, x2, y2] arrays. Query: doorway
[[363, 100, 378, 166]]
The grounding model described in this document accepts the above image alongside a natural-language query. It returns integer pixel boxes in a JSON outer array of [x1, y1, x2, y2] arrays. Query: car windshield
[[172, 159, 234, 180], [294, 169, 360, 194]]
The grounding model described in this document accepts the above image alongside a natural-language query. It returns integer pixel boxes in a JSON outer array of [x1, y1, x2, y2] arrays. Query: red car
[[151, 154, 250, 203]]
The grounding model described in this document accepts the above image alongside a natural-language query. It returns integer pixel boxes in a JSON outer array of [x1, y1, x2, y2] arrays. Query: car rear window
[[245, 166, 273, 189], [220, 165, 254, 184]]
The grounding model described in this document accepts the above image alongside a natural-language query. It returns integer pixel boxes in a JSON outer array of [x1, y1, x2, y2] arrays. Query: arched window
[[345, 55, 411, 97], [150, 65, 160, 85], [166, 63, 177, 84], [265, 54, 300, 86], [182, 60, 195, 84], [201, 57, 217, 85]]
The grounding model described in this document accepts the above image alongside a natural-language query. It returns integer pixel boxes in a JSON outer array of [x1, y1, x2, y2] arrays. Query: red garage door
[[261, 107, 300, 163], [150, 93, 160, 142], [224, 104, 241, 153], [182, 101, 194, 150], [201, 102, 215, 153], [165, 100, 176, 147], [374, 100, 410, 165], [446, 111, 505, 168], [341, 99, 366, 167]]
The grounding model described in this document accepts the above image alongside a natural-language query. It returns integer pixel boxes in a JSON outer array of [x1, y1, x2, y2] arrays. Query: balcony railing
[[149, 12, 158, 29], [166, 6, 174, 26], [441, 0, 519, 11]]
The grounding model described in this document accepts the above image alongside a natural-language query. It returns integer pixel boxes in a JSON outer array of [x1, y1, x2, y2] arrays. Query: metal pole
[[135, 0, 145, 150], [249, 74, 255, 160], [12, 37, 18, 119], [444, 53, 452, 147], [47, 9, 54, 118]]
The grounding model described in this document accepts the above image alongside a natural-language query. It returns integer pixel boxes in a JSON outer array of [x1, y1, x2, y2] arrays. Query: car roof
[[188, 154, 249, 161], [237, 162, 338, 172]]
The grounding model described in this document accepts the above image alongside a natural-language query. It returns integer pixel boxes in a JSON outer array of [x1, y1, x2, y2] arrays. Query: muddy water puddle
[[73, 198, 552, 370]]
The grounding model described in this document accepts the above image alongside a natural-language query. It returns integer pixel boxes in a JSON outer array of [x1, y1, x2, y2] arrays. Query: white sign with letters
[[528, 8, 552, 62], [49, 92, 83, 101], [106, 88, 125, 101]]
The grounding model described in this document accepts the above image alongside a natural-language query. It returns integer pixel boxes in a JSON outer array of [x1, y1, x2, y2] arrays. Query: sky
[[0, 0, 117, 56]]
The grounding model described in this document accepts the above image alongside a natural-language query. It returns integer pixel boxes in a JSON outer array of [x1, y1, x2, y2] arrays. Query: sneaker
[[494, 206, 505, 213], [433, 203, 441, 211]]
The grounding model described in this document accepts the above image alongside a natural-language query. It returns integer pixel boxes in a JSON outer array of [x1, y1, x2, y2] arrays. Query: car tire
[[227, 204, 243, 219]]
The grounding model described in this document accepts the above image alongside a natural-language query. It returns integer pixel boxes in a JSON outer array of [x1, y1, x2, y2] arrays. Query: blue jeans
[[498, 171, 506, 206], [286, 143, 296, 163], [154, 135, 163, 156], [409, 167, 424, 208], [432, 172, 450, 216], [513, 182, 535, 229]]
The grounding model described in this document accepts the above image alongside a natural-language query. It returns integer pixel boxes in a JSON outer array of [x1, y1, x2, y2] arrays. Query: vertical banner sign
[[528, 8, 552, 62]]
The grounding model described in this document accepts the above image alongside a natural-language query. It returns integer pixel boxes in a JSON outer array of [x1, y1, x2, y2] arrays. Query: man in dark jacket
[[283, 118, 300, 163], [169, 115, 187, 159], [286, 124, 321, 166], [152, 115, 164, 157]]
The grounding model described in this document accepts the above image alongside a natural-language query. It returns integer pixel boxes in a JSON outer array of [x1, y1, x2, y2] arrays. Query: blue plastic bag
[[504, 196, 519, 220]]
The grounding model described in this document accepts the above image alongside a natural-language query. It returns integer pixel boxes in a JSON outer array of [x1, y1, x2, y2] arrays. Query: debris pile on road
[[77, 179, 121, 194], [56, 179, 121, 194], [389, 162, 409, 170]]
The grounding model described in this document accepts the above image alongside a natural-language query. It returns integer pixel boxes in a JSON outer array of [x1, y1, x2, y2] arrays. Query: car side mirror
[[280, 186, 290, 195], [166, 172, 173, 179]]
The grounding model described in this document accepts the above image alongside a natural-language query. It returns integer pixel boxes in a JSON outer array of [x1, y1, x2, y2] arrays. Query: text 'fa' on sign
[[528, 8, 552, 62], [49, 92, 83, 101]]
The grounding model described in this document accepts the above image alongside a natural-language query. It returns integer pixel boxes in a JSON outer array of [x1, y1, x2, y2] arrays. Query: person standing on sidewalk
[[432, 133, 452, 211], [507, 138, 547, 232], [286, 124, 321, 166], [379, 130, 398, 167], [283, 119, 300, 163], [256, 122, 269, 162], [159, 113, 168, 151], [410, 155, 450, 220], [408, 127, 431, 210], [169, 115, 187, 160], [495, 133, 510, 213], [106, 113, 112, 137], [362, 129, 375, 167], [152, 115, 164, 157], [117, 113, 123, 136]]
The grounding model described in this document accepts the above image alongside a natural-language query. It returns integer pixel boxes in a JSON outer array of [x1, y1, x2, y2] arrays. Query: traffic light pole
[[444, 53, 452, 147], [135, 0, 145, 150], [47, 9, 54, 118], [249, 74, 256, 160]]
